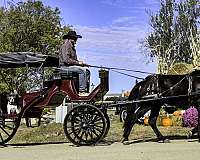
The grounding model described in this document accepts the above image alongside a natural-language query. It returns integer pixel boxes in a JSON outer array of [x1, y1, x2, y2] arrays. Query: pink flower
[[183, 106, 198, 128]]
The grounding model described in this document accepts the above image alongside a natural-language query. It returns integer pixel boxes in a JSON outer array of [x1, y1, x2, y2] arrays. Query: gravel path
[[1, 140, 200, 160]]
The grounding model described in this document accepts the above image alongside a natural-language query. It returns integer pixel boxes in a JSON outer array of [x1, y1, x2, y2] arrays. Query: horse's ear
[[135, 79, 138, 84]]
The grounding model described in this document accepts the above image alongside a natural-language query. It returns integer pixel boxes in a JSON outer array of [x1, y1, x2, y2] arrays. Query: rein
[[111, 70, 144, 80], [159, 76, 188, 96], [88, 65, 153, 74], [88, 64, 152, 80]]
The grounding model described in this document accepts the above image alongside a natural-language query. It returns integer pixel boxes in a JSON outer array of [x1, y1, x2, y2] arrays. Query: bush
[[183, 107, 198, 127]]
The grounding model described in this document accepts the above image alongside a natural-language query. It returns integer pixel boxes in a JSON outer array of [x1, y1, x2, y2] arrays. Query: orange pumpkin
[[173, 110, 181, 116], [144, 117, 149, 125], [162, 117, 172, 127]]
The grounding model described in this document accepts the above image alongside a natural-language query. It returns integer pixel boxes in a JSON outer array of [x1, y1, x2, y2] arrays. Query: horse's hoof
[[163, 139, 170, 143], [157, 139, 170, 143], [121, 137, 128, 143], [187, 131, 193, 139], [123, 141, 130, 145]]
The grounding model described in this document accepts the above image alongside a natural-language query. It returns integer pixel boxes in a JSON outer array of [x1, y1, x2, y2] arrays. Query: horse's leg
[[122, 104, 150, 142], [122, 104, 137, 142], [148, 105, 167, 142]]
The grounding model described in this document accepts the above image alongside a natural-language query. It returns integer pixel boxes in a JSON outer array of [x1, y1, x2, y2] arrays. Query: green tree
[[0, 0, 71, 93], [143, 0, 199, 74]]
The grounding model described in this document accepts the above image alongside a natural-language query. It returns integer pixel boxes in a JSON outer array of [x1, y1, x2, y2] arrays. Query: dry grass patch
[[9, 115, 191, 144]]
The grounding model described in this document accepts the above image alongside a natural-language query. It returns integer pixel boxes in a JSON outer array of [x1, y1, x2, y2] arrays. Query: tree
[[143, 0, 199, 74], [0, 0, 71, 93]]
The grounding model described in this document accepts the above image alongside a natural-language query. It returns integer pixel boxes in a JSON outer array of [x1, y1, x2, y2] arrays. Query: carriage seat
[[55, 67, 90, 93], [45, 67, 90, 93], [53, 68, 79, 80], [43, 68, 79, 92]]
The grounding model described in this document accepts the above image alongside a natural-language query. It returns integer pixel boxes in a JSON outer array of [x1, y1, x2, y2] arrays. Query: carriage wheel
[[0, 111, 21, 145], [63, 104, 107, 146]]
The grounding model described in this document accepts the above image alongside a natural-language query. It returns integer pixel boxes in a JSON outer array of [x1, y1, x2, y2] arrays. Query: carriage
[[0, 52, 110, 146], [1, 52, 200, 146]]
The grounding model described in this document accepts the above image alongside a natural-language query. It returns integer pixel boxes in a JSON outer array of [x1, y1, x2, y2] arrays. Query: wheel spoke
[[91, 113, 102, 122], [92, 114, 98, 122], [75, 128, 82, 136], [74, 117, 81, 123], [67, 129, 74, 135], [85, 106, 89, 121], [94, 125, 103, 129], [84, 130, 89, 141], [72, 134, 78, 142], [93, 117, 102, 123], [92, 128, 100, 137], [0, 126, 10, 137], [94, 121, 102, 126], [4, 124, 15, 130], [87, 111, 94, 121], [88, 129, 93, 140], [94, 126, 103, 133], [0, 133, 3, 142], [67, 124, 80, 129], [78, 131, 85, 143]]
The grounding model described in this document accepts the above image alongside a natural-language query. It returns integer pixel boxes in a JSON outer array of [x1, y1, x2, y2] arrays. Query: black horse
[[122, 70, 200, 143]]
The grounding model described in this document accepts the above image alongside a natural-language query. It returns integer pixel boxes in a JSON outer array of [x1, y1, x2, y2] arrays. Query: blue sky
[[0, 0, 160, 93]]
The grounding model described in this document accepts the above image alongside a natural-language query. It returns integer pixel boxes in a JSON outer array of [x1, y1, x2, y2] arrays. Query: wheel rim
[[0, 113, 20, 145], [64, 104, 107, 146]]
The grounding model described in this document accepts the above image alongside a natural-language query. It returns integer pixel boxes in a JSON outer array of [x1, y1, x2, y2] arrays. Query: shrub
[[183, 107, 198, 128]]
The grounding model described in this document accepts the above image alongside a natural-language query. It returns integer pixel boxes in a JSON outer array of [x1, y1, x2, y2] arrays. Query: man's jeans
[[60, 66, 89, 92]]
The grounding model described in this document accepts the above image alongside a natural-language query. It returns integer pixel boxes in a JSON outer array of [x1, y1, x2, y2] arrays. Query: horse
[[122, 70, 200, 143]]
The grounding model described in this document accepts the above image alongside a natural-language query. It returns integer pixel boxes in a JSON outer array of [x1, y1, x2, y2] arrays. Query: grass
[[10, 123, 66, 144], [9, 113, 191, 144]]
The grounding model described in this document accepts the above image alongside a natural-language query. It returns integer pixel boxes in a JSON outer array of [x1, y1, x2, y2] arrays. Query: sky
[[0, 0, 161, 93]]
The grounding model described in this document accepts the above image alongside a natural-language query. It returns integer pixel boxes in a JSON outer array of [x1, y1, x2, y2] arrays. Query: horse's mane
[[128, 74, 157, 100]]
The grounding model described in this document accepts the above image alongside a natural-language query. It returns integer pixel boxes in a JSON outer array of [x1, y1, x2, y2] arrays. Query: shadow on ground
[[1, 135, 198, 148], [1, 139, 115, 148], [123, 135, 199, 145], [1, 141, 68, 148]]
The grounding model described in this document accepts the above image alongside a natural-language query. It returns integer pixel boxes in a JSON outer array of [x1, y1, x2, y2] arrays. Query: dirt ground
[[1, 139, 200, 160]]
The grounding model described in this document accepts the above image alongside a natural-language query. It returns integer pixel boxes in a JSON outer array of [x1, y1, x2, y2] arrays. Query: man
[[59, 30, 89, 92]]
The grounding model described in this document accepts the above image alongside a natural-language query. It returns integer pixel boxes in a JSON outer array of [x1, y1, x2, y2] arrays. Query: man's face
[[69, 37, 77, 46], [70, 39, 76, 46]]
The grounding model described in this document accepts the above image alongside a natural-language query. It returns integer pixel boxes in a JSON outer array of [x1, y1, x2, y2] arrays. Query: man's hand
[[78, 61, 89, 67]]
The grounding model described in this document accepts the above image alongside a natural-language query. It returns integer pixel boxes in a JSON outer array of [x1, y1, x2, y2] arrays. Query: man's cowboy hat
[[63, 31, 82, 39]]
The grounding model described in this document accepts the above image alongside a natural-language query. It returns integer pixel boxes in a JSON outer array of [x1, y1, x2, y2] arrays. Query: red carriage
[[0, 52, 110, 146]]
